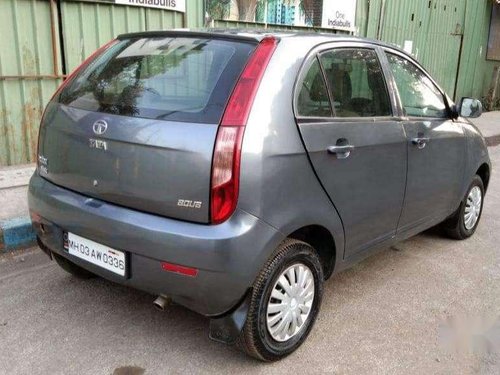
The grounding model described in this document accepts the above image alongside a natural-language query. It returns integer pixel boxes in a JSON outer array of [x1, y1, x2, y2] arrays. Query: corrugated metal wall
[[354, 0, 498, 100], [455, 0, 497, 100], [0, 0, 203, 166], [354, 0, 467, 95], [379, 0, 465, 96], [61, 0, 186, 71], [0, 0, 61, 166], [186, 0, 204, 28]]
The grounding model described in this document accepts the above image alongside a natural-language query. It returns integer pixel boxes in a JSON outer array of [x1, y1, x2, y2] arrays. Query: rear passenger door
[[295, 45, 407, 258], [383, 51, 465, 234]]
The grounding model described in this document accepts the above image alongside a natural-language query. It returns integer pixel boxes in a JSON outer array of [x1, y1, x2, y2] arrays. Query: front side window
[[386, 53, 448, 118], [297, 58, 332, 117], [319, 48, 392, 117]]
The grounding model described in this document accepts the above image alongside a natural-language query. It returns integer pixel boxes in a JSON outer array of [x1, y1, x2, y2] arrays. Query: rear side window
[[58, 37, 256, 123], [319, 48, 392, 117], [297, 58, 332, 117]]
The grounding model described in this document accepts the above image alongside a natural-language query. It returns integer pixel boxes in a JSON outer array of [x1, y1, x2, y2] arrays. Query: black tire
[[53, 253, 95, 279], [442, 175, 485, 240], [238, 239, 324, 361]]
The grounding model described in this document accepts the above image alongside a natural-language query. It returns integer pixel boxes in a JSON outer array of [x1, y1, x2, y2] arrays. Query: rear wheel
[[442, 175, 484, 240], [53, 253, 95, 279], [238, 239, 323, 361]]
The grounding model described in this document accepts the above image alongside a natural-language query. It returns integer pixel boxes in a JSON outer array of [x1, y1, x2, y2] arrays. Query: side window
[[297, 58, 332, 117], [319, 48, 392, 117], [386, 53, 448, 118]]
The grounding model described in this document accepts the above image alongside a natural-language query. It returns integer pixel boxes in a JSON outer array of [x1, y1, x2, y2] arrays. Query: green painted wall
[[353, 0, 498, 101], [60, 0, 185, 72], [0, 0, 61, 166], [455, 0, 497, 101]]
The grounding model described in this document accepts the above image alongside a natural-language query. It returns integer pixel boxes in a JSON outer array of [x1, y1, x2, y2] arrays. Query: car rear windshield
[[57, 37, 256, 123]]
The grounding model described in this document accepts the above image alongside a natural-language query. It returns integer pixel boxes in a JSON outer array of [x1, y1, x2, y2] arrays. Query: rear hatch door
[[38, 35, 256, 223]]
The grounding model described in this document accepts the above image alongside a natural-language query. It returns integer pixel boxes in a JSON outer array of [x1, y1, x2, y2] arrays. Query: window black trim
[[316, 55, 336, 117], [295, 56, 334, 118]]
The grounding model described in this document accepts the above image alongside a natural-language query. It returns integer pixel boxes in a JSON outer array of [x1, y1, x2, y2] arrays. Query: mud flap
[[209, 292, 251, 344]]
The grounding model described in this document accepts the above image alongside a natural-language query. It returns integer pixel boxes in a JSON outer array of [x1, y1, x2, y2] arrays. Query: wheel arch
[[287, 224, 337, 279], [476, 163, 490, 191]]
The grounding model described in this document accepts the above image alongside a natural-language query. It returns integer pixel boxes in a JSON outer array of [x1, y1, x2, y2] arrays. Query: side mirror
[[459, 97, 482, 118]]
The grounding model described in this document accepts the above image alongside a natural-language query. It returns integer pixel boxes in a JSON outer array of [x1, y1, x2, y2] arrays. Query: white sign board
[[115, 0, 186, 13], [321, 0, 356, 31], [403, 40, 413, 54]]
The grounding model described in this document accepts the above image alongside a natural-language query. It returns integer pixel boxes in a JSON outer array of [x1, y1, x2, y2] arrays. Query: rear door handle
[[327, 145, 354, 159], [411, 137, 430, 149]]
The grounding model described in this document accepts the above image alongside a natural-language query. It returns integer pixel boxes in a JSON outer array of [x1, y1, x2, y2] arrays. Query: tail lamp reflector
[[161, 262, 198, 277], [210, 37, 278, 224]]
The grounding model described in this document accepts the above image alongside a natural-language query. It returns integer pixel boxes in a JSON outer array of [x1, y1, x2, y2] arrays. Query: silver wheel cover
[[464, 186, 482, 230], [266, 263, 315, 342]]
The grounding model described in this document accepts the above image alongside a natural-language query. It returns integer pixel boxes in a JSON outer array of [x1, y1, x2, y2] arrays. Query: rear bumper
[[28, 172, 283, 317]]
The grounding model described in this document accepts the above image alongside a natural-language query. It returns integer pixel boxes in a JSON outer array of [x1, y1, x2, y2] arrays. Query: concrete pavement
[[470, 111, 500, 138], [0, 137, 499, 373], [0, 163, 34, 220]]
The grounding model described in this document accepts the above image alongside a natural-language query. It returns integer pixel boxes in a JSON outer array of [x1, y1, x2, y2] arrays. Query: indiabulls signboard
[[321, 0, 356, 31], [115, 0, 186, 13]]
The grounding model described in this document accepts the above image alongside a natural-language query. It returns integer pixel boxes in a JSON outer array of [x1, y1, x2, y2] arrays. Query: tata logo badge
[[92, 119, 108, 135]]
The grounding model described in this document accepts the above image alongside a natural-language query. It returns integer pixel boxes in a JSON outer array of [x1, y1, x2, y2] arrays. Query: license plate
[[64, 232, 126, 276]]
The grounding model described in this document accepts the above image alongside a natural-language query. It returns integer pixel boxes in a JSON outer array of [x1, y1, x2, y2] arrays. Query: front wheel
[[442, 175, 485, 240], [238, 239, 324, 361]]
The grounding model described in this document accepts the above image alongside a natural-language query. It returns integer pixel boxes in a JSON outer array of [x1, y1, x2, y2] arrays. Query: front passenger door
[[384, 52, 465, 234]]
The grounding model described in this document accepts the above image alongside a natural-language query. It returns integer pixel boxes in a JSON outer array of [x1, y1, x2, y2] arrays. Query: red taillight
[[220, 37, 278, 127], [161, 262, 198, 277], [210, 37, 278, 224], [30, 211, 41, 224], [211, 126, 245, 223]]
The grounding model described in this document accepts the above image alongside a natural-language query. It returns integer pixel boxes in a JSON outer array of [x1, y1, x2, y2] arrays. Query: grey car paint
[[377, 48, 467, 236], [39, 102, 217, 223], [293, 42, 407, 257], [29, 31, 491, 326], [29, 176, 285, 316], [398, 118, 465, 231]]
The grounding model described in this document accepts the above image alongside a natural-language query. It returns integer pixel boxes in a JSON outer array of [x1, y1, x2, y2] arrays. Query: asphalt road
[[1, 145, 499, 375]]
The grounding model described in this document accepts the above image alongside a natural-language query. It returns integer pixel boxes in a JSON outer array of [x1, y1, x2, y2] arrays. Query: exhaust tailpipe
[[153, 295, 171, 311]]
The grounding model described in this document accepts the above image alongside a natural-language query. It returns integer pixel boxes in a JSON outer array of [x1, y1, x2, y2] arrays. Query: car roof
[[116, 28, 408, 56]]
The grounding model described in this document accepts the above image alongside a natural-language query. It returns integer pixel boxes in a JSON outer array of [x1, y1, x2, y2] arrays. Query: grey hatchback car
[[29, 30, 491, 361]]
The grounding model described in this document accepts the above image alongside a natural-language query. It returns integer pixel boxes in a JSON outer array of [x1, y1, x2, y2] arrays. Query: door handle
[[327, 145, 354, 159], [411, 137, 430, 149]]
